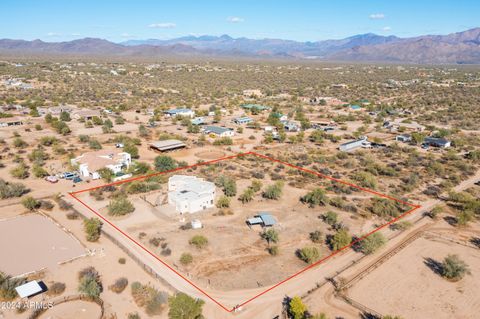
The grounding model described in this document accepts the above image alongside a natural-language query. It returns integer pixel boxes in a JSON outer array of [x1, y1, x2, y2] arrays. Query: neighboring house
[[241, 104, 271, 112], [424, 137, 451, 148], [71, 150, 131, 179], [167, 175, 215, 214], [72, 109, 101, 121], [384, 119, 425, 132], [38, 105, 75, 116], [0, 116, 23, 127], [396, 134, 412, 142], [271, 112, 288, 122], [164, 108, 195, 118], [233, 116, 253, 125], [203, 125, 235, 137], [149, 139, 186, 152], [339, 136, 370, 152], [191, 117, 205, 125], [283, 121, 300, 132]]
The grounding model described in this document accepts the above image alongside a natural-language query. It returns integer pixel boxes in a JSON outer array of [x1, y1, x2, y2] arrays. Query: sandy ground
[[76, 160, 386, 291], [348, 232, 480, 319], [38, 300, 101, 319], [0, 214, 85, 276]]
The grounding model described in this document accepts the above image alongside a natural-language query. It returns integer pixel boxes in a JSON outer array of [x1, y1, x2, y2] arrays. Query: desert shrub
[[358, 232, 387, 254], [261, 228, 279, 245], [109, 277, 128, 294], [216, 195, 230, 208], [189, 235, 208, 249], [289, 296, 308, 319], [213, 137, 233, 145], [10, 163, 29, 179], [262, 181, 284, 200], [352, 171, 377, 189], [78, 267, 102, 298], [309, 230, 323, 243], [131, 282, 168, 315], [301, 188, 329, 207], [370, 198, 404, 218], [118, 257, 126, 264], [0, 272, 25, 300], [32, 164, 49, 178], [47, 282, 66, 296], [238, 188, 255, 203], [90, 188, 104, 200], [21, 196, 40, 211], [40, 200, 54, 210], [126, 181, 160, 194], [127, 313, 141, 319], [168, 293, 204, 319], [83, 218, 102, 242], [88, 139, 102, 150], [180, 253, 193, 265], [0, 179, 29, 198], [57, 198, 72, 210], [108, 197, 135, 216], [322, 211, 338, 226], [441, 254, 471, 281], [329, 229, 352, 251], [215, 175, 237, 196], [66, 211, 80, 219], [297, 247, 320, 264], [154, 155, 177, 172]]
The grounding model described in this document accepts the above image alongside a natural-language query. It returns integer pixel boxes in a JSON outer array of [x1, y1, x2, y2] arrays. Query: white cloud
[[148, 22, 176, 29], [382, 26, 392, 31], [227, 16, 244, 23], [71, 33, 81, 36], [46, 32, 61, 37], [369, 13, 385, 20]]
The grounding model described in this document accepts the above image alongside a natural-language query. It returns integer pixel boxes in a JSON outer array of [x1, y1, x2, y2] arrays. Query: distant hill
[[1, 28, 480, 63]]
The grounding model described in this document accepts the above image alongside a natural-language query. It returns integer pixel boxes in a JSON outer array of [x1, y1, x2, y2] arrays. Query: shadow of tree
[[424, 257, 443, 276], [470, 237, 480, 248], [443, 216, 457, 226]]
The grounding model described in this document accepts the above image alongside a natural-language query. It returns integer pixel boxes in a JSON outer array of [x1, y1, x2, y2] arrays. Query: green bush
[[329, 229, 352, 251], [189, 235, 208, 249], [180, 253, 193, 265], [168, 293, 204, 319], [358, 232, 387, 255], [108, 197, 135, 216], [83, 218, 102, 242], [297, 246, 320, 264], [262, 181, 284, 200], [301, 188, 329, 207]]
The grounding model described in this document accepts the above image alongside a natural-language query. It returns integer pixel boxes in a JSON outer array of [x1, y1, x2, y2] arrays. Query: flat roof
[[258, 213, 276, 226], [203, 125, 232, 134], [150, 139, 186, 151], [15, 280, 43, 298]]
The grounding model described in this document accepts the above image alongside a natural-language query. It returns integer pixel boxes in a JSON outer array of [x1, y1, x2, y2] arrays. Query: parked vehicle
[[45, 176, 58, 183], [61, 172, 77, 180], [72, 176, 82, 183]]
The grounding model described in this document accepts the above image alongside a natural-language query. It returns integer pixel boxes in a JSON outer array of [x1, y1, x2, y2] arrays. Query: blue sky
[[1, 0, 479, 42]]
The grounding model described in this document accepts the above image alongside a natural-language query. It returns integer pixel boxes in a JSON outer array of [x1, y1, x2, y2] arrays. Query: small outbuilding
[[150, 139, 186, 152], [15, 280, 44, 298], [247, 213, 276, 227]]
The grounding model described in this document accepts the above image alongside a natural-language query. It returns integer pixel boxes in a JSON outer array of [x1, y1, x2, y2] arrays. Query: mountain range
[[1, 28, 480, 64]]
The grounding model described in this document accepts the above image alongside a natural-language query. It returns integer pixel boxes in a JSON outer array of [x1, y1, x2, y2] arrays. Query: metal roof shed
[[258, 213, 276, 227], [15, 280, 43, 298]]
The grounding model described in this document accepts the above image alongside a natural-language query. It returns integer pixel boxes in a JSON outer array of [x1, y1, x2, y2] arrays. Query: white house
[[71, 150, 131, 179], [164, 108, 195, 118], [339, 136, 369, 152], [168, 175, 215, 214], [202, 125, 235, 137]]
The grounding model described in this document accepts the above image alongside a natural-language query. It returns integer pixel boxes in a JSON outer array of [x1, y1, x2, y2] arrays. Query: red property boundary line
[[68, 151, 421, 313]]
